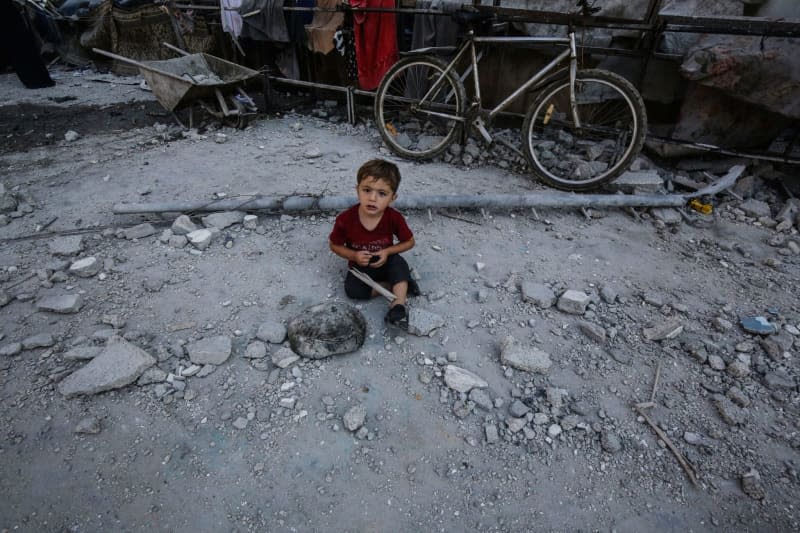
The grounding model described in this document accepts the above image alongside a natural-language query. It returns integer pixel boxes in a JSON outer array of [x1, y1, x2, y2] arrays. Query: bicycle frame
[[416, 32, 581, 141]]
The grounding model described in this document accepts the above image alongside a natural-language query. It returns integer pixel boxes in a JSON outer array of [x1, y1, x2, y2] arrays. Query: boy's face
[[357, 176, 396, 217]]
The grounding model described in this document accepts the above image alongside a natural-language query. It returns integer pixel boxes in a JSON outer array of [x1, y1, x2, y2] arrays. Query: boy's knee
[[345, 275, 373, 299]]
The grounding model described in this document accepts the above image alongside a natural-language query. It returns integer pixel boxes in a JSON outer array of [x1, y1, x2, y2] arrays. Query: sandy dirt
[[1, 66, 799, 532]]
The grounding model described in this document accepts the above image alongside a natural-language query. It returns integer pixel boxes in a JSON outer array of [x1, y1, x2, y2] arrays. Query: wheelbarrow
[[93, 44, 260, 128]]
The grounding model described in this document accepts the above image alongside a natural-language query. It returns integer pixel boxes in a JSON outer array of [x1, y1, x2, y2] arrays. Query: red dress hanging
[[351, 0, 399, 90]]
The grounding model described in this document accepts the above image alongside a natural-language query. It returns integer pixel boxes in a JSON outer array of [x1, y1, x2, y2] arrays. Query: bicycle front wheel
[[375, 56, 466, 160], [522, 69, 647, 191]]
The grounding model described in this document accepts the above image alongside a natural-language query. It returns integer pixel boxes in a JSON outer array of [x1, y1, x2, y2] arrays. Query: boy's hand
[[368, 249, 388, 268], [353, 250, 375, 267]]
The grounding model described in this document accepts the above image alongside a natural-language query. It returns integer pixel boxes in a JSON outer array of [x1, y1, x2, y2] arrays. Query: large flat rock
[[58, 337, 156, 398], [187, 336, 232, 365]]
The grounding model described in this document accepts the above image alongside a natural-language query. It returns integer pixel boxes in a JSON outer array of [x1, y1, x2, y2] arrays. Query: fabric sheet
[[352, 0, 398, 90], [305, 0, 343, 54], [239, 0, 290, 42], [220, 0, 243, 37], [411, 0, 460, 49]]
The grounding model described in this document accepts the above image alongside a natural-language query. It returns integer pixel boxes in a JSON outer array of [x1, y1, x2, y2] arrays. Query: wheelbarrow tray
[[136, 53, 260, 112]]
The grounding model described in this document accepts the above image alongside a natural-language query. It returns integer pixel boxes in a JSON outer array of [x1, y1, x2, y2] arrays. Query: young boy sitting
[[329, 159, 420, 328]]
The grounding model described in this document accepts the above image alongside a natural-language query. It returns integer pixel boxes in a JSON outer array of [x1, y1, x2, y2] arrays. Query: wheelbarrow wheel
[[224, 98, 250, 129]]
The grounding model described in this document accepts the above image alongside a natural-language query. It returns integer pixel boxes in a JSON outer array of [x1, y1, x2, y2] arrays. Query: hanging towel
[[305, 0, 343, 54], [220, 0, 243, 37], [240, 0, 290, 42], [352, 0, 398, 90]]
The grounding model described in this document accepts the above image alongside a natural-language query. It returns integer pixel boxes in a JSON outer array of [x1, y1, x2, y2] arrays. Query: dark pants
[[0, 0, 54, 89], [345, 254, 411, 300]]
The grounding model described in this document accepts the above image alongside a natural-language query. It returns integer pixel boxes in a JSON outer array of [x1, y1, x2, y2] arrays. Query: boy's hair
[[356, 159, 401, 193]]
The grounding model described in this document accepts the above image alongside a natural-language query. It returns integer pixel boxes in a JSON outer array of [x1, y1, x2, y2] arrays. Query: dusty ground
[[1, 65, 799, 533]]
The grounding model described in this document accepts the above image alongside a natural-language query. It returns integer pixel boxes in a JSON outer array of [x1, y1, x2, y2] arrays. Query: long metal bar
[[473, 36, 571, 45], [418, 41, 471, 106], [487, 47, 571, 119], [113, 168, 743, 215]]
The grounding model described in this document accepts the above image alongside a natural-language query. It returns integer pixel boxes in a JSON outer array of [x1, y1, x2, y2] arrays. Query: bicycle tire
[[374, 56, 466, 160], [522, 69, 647, 191]]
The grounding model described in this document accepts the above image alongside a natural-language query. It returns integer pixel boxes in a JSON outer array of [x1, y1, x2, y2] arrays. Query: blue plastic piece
[[740, 316, 776, 335]]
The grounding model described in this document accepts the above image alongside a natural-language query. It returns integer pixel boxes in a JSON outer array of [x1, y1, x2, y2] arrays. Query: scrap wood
[[348, 268, 395, 302], [650, 358, 662, 403], [635, 404, 699, 487]]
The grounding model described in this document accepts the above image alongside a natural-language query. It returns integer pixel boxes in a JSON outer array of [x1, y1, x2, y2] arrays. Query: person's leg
[[385, 254, 411, 307], [344, 270, 375, 300]]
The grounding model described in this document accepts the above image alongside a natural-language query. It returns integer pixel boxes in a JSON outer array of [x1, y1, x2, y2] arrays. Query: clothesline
[[172, 3, 462, 16]]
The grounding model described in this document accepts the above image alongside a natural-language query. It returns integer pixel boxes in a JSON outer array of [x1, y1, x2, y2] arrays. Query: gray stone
[[726, 386, 750, 407], [600, 285, 619, 304], [443, 365, 488, 393], [708, 354, 726, 371], [643, 318, 684, 341], [727, 360, 750, 378], [485, 424, 499, 444], [186, 336, 232, 365], [58, 337, 156, 398], [507, 417, 527, 433], [453, 400, 473, 418], [763, 370, 795, 391], [49, 236, 83, 256], [168, 235, 187, 248], [651, 207, 682, 224], [243, 215, 258, 230], [407, 307, 445, 337], [0, 182, 17, 213], [712, 317, 733, 331], [611, 170, 663, 193], [232, 417, 248, 430], [509, 400, 530, 418], [546, 387, 567, 409], [533, 413, 549, 425], [741, 468, 766, 500], [64, 130, 80, 141], [521, 282, 556, 308], [137, 367, 167, 385], [244, 340, 268, 359], [196, 364, 216, 378], [69, 257, 100, 278], [557, 290, 590, 315], [272, 347, 299, 368], [711, 394, 746, 425], [201, 211, 245, 229], [739, 199, 771, 218], [159, 229, 172, 243], [256, 321, 287, 344], [22, 333, 55, 349], [578, 320, 606, 342], [547, 424, 562, 437], [35, 294, 82, 314], [171, 215, 198, 235], [123, 223, 157, 240], [468, 388, 493, 410], [73, 416, 101, 434], [343, 404, 367, 431], [601, 431, 622, 453], [0, 342, 22, 356], [63, 345, 102, 361], [287, 302, 366, 358], [187, 229, 213, 251], [500, 336, 552, 374], [0, 290, 10, 307]]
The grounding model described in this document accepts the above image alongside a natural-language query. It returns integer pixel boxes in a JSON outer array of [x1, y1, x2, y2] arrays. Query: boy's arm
[[330, 241, 374, 267]]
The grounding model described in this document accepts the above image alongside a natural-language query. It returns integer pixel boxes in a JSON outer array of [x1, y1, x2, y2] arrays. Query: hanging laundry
[[220, 0, 243, 37], [412, 0, 460, 49], [305, 0, 344, 55], [239, 0, 290, 42], [351, 0, 398, 90]]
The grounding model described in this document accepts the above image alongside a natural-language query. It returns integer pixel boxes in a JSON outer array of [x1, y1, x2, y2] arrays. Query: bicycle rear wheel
[[375, 56, 466, 160], [522, 69, 647, 191]]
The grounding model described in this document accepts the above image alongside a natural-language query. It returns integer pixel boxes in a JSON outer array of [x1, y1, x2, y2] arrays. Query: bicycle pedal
[[473, 119, 493, 143]]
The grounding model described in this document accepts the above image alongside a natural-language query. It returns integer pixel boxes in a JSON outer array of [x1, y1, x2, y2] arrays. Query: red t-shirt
[[329, 205, 413, 264]]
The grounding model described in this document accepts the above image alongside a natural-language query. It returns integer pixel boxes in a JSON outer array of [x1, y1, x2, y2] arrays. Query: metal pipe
[[113, 167, 743, 215]]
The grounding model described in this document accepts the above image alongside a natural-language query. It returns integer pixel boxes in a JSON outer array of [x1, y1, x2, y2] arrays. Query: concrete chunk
[[557, 290, 590, 315], [187, 229, 213, 250], [186, 336, 232, 365], [21, 333, 55, 349], [201, 211, 245, 229], [49, 236, 83, 256], [610, 170, 664, 193], [171, 214, 199, 235], [257, 321, 287, 344], [521, 282, 556, 308], [58, 337, 156, 398], [36, 294, 83, 314], [123, 223, 157, 240], [444, 365, 488, 393], [407, 307, 445, 336], [69, 257, 101, 278], [500, 336, 552, 374]]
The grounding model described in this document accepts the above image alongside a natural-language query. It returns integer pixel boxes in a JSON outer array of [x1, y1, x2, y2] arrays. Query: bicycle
[[373, 1, 647, 191]]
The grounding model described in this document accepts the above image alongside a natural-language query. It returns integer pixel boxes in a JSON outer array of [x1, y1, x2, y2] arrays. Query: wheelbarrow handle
[[92, 48, 150, 69], [162, 42, 191, 57]]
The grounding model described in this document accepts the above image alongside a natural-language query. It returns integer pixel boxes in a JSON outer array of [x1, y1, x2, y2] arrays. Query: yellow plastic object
[[688, 198, 712, 215], [385, 122, 398, 137], [543, 104, 555, 125]]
